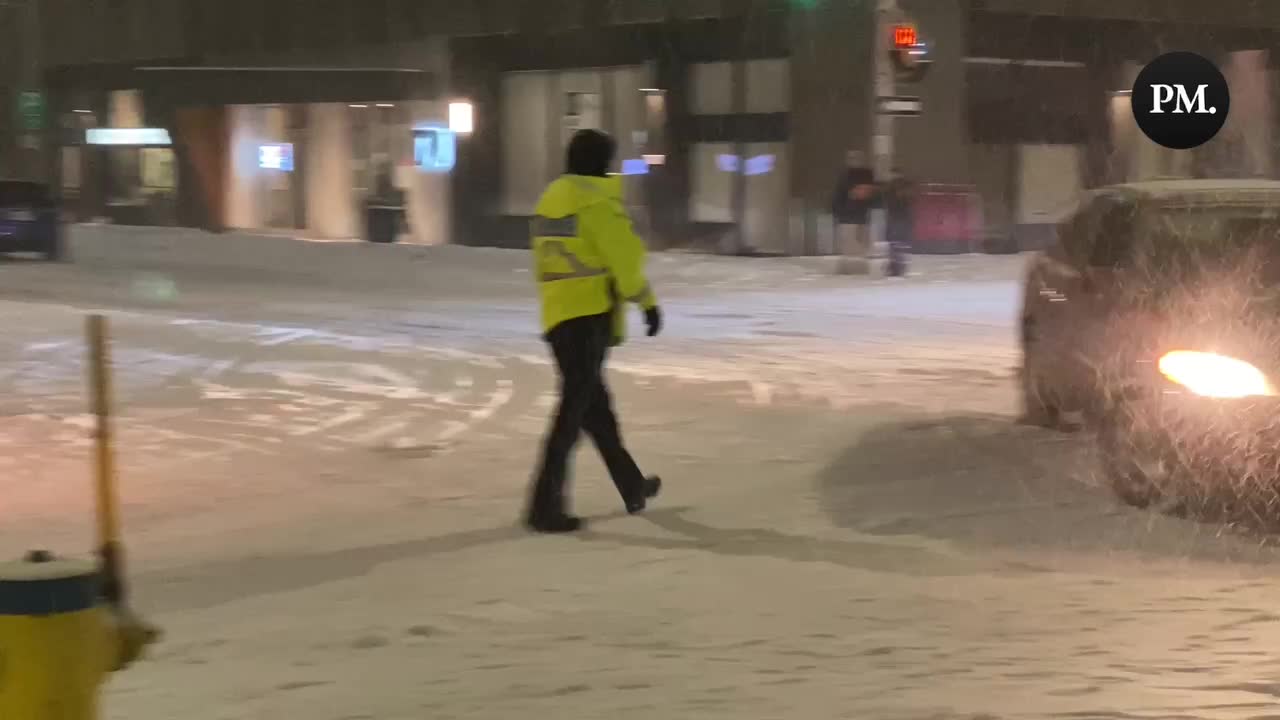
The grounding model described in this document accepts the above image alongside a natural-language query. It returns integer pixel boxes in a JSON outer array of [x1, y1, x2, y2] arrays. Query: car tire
[[1097, 408, 1161, 509], [1020, 363, 1060, 428], [1020, 316, 1065, 429]]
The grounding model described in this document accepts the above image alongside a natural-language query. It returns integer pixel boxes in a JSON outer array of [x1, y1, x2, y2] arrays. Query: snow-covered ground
[[4, 237, 1280, 719]]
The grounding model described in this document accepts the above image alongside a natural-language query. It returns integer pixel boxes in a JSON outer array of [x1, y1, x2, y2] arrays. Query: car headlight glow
[[1157, 350, 1276, 398]]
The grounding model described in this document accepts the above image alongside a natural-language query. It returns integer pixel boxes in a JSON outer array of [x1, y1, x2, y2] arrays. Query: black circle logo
[[1131, 51, 1230, 150]]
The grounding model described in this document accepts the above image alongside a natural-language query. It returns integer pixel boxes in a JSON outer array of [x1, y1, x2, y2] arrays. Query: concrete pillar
[[108, 91, 145, 129], [1108, 92, 1138, 184], [1116, 60, 1167, 181], [1223, 50, 1272, 178], [400, 100, 451, 246], [647, 53, 687, 250], [788, 1, 875, 251], [304, 103, 358, 240], [725, 59, 747, 255], [1082, 54, 1122, 188], [226, 105, 265, 231]]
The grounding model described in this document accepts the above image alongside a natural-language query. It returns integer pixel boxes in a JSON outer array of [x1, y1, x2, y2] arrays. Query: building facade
[[4, 0, 1280, 253]]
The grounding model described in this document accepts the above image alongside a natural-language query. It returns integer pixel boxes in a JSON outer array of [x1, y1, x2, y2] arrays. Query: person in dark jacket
[[831, 150, 877, 258], [883, 170, 916, 277]]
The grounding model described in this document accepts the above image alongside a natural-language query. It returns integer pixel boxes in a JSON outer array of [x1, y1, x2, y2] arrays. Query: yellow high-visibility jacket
[[531, 174, 657, 344]]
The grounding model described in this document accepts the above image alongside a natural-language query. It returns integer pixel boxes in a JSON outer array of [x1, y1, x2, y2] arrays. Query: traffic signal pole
[[838, 0, 902, 275], [867, 0, 901, 275]]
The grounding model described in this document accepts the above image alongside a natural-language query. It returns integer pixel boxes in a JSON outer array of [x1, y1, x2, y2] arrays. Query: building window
[[141, 148, 175, 190], [689, 59, 790, 116], [744, 58, 789, 114], [689, 62, 733, 115], [690, 142, 735, 223]]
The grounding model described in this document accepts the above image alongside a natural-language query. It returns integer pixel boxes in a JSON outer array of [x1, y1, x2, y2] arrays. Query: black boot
[[625, 475, 663, 514], [525, 511, 585, 534]]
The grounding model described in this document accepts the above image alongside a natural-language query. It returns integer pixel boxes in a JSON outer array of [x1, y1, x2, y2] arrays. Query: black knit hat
[[565, 129, 615, 177]]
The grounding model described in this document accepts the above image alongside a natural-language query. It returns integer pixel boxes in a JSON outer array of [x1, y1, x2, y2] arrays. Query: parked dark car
[[1020, 179, 1280, 523], [0, 179, 64, 261]]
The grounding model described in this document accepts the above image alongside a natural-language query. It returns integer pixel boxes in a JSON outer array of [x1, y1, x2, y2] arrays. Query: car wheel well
[[1021, 314, 1038, 346]]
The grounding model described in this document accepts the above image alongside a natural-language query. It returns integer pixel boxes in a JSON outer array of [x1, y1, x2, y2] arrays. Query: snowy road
[[4, 242, 1280, 719]]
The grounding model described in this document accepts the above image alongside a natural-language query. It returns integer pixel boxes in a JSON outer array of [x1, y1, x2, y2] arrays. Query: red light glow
[[893, 24, 918, 49]]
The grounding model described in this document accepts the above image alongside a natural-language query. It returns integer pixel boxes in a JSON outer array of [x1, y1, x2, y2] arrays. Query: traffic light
[[889, 21, 933, 83]]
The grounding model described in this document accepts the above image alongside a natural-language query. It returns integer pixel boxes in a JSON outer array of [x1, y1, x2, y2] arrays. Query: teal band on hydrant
[[0, 551, 98, 616]]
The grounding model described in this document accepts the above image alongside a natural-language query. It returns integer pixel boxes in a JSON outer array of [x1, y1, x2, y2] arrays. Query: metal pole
[[868, 0, 899, 275], [838, 0, 898, 275]]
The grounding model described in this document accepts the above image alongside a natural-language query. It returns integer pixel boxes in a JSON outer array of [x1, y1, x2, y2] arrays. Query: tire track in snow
[[0, 319, 533, 472]]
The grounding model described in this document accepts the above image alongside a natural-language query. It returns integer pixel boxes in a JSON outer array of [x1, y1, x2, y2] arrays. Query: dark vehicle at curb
[[0, 180, 64, 261], [1021, 179, 1280, 522]]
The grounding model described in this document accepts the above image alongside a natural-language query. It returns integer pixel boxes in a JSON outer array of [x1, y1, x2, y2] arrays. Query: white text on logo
[[1149, 84, 1215, 114]]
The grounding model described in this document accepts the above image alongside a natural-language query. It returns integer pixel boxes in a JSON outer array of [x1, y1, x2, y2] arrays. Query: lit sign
[[716, 154, 775, 175], [85, 128, 172, 146], [893, 23, 918, 49], [258, 143, 294, 171], [448, 102, 474, 134], [620, 158, 649, 175], [413, 126, 457, 173], [743, 154, 775, 176]]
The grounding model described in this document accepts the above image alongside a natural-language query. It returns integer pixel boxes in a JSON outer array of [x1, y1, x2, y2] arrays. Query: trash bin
[[364, 203, 404, 244]]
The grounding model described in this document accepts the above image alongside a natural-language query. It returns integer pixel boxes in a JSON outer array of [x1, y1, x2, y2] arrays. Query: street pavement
[[2, 236, 1280, 719]]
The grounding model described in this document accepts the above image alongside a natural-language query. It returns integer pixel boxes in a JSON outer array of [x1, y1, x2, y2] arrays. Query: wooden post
[[86, 314, 125, 609]]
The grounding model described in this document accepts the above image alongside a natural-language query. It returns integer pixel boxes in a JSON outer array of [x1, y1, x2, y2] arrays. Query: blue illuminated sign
[[414, 126, 457, 173], [744, 154, 775, 176], [620, 158, 649, 175], [258, 143, 294, 171], [717, 154, 776, 175], [716, 154, 740, 173]]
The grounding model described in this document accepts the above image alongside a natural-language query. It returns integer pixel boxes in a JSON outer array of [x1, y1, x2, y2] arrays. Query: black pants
[[529, 312, 646, 516], [887, 231, 912, 277]]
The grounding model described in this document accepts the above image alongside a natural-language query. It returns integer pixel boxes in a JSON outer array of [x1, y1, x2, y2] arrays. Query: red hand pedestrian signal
[[889, 22, 932, 83], [893, 24, 918, 50]]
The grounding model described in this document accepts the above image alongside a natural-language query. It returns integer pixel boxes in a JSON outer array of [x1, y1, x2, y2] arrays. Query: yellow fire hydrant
[[0, 549, 158, 719]]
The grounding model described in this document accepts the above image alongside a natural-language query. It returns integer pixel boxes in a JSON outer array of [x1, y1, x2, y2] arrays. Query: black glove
[[644, 306, 662, 337]]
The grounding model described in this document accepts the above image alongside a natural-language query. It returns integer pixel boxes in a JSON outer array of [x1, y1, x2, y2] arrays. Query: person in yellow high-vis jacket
[[525, 129, 663, 534]]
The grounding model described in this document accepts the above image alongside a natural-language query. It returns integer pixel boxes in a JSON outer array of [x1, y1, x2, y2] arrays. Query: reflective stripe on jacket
[[531, 174, 657, 343]]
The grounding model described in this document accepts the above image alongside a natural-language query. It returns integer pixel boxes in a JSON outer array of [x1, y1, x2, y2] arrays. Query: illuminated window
[[141, 149, 175, 189]]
